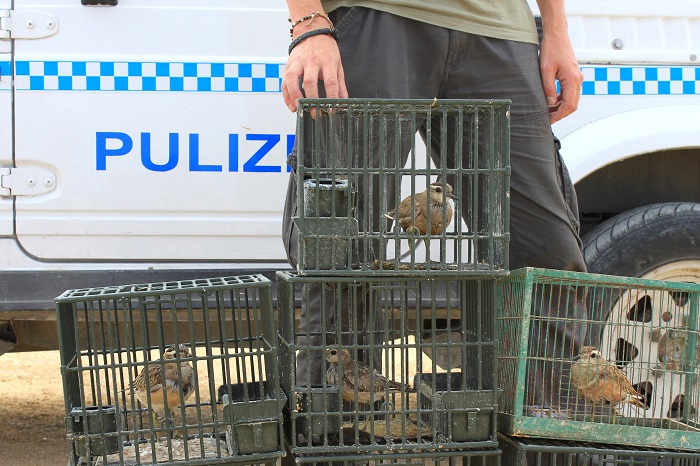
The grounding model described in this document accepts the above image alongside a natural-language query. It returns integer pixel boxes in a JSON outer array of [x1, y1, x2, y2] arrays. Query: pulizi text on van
[[96, 132, 295, 172]]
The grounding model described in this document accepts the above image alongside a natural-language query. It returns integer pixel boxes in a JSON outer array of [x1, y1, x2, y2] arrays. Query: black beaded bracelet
[[288, 28, 338, 55]]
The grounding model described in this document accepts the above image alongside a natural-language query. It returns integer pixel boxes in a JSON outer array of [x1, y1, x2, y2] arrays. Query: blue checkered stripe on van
[[581, 66, 699, 95], [13, 61, 285, 92], [4, 61, 700, 95]]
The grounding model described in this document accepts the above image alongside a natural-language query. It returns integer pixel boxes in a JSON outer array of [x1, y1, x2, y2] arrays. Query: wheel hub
[[599, 260, 700, 421]]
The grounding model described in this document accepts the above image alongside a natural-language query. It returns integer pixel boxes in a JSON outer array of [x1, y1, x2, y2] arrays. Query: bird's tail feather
[[388, 381, 416, 392], [629, 393, 648, 409]]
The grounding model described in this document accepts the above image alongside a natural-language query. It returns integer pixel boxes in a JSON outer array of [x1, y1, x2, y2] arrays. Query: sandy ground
[[0, 350, 69, 466], [0, 348, 265, 466]]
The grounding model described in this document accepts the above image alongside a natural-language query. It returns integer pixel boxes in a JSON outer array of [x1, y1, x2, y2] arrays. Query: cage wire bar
[[496, 267, 700, 450], [277, 271, 499, 459], [498, 433, 700, 466], [292, 98, 510, 276], [56, 275, 286, 466]]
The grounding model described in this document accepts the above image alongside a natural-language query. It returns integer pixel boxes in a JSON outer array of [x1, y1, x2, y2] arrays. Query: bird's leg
[[163, 410, 178, 441], [153, 410, 178, 441], [151, 410, 161, 441], [359, 401, 383, 432], [611, 406, 618, 425], [355, 401, 370, 432], [422, 237, 430, 262], [170, 409, 185, 439], [405, 226, 418, 257], [360, 415, 371, 432]]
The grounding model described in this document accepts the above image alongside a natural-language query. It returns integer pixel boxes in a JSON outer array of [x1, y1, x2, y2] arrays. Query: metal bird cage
[[56, 275, 286, 466], [291, 98, 510, 276], [288, 450, 502, 466], [497, 267, 700, 450], [497, 432, 700, 466], [276, 271, 499, 460]]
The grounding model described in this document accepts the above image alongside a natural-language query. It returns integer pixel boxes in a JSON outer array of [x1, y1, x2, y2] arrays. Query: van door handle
[[81, 0, 117, 5]]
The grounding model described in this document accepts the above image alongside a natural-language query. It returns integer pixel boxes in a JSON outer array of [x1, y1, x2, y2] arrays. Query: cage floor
[[95, 436, 227, 465]]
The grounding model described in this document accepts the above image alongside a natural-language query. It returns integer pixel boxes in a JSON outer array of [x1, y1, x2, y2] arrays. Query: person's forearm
[[535, 0, 569, 37], [535, 0, 582, 123]]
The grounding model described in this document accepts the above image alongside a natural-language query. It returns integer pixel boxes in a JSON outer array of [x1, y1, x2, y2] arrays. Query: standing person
[[282, 0, 587, 413]]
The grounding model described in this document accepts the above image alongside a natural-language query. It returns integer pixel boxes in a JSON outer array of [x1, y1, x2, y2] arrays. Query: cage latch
[[250, 422, 264, 447], [466, 410, 478, 431]]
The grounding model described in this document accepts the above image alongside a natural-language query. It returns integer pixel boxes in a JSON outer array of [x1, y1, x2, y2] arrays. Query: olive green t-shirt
[[321, 0, 538, 44]]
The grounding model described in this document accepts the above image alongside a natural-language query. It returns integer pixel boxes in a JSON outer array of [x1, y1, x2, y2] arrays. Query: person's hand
[[282, 33, 348, 114], [539, 32, 583, 124]]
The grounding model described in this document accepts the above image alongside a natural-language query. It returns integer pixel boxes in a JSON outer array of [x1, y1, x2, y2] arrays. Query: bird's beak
[[448, 193, 458, 201], [572, 355, 581, 361]]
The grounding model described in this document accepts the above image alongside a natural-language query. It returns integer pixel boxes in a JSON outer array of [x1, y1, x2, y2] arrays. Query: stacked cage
[[497, 267, 700, 453], [290, 98, 510, 276], [497, 433, 700, 466], [280, 98, 511, 464], [57, 275, 286, 466]]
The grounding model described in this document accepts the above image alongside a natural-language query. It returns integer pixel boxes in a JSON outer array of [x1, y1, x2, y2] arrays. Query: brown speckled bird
[[126, 344, 195, 432], [326, 348, 412, 405], [570, 346, 646, 422], [385, 182, 457, 256]]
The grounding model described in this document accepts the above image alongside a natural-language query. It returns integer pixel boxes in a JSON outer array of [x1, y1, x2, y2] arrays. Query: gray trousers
[[282, 7, 587, 407]]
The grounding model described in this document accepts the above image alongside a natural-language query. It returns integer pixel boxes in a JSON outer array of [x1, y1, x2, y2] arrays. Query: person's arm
[[535, 0, 583, 123], [282, 1, 348, 113]]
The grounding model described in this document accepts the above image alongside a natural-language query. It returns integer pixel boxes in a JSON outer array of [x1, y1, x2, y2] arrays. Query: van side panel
[[12, 1, 294, 261]]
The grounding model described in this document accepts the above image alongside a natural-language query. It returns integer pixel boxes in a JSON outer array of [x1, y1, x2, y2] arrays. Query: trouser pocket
[[553, 135, 581, 237]]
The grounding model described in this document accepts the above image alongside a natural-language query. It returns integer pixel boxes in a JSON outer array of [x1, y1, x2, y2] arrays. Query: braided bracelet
[[289, 11, 334, 37], [288, 28, 338, 55]]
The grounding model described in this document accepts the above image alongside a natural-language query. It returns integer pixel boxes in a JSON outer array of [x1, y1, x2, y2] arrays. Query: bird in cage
[[658, 328, 699, 372], [384, 181, 457, 258], [326, 348, 414, 430], [570, 346, 647, 423], [124, 344, 195, 437]]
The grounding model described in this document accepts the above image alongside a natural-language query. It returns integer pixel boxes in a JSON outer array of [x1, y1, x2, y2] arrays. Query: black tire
[[582, 202, 700, 279]]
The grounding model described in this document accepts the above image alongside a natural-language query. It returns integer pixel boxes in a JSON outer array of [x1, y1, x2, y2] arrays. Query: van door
[[11, 0, 294, 262], [0, 0, 12, 236]]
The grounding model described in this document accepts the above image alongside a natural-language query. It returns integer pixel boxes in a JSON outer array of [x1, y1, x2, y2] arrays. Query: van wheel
[[581, 202, 700, 422], [582, 202, 700, 282]]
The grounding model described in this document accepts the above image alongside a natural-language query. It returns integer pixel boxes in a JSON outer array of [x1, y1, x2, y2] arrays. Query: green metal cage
[[292, 98, 510, 276], [498, 432, 700, 466], [56, 275, 286, 466], [497, 267, 700, 451], [285, 449, 502, 466], [276, 271, 500, 459]]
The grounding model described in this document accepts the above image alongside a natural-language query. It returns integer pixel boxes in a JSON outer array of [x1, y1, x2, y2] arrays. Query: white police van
[[0, 0, 698, 352]]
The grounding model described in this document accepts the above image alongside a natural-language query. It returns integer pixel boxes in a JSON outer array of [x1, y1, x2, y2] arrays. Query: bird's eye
[[590, 352, 597, 359], [435, 187, 442, 193]]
